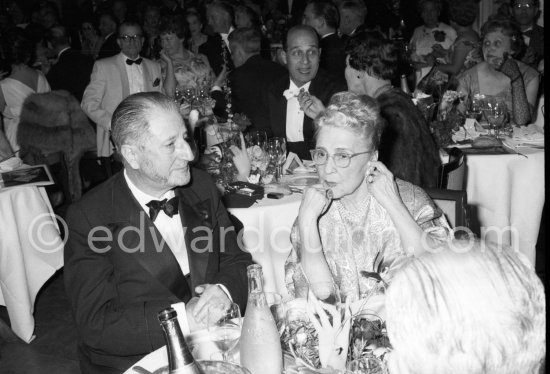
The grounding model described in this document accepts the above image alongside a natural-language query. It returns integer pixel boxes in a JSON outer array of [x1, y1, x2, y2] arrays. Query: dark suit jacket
[[320, 33, 346, 79], [198, 33, 234, 76], [265, 69, 347, 160], [97, 33, 120, 60], [522, 24, 544, 68], [279, 0, 307, 26], [46, 48, 94, 102], [231, 55, 287, 135], [64, 169, 253, 373]]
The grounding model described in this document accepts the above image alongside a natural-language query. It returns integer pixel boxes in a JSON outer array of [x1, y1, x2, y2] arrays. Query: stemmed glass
[[466, 94, 484, 122], [207, 303, 242, 362], [266, 137, 287, 179], [483, 97, 508, 138], [246, 130, 267, 149]]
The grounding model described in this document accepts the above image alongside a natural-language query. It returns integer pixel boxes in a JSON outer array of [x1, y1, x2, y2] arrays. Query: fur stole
[[377, 89, 441, 189]]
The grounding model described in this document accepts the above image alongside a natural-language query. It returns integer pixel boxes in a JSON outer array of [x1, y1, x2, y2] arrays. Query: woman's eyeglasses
[[310, 149, 372, 168]]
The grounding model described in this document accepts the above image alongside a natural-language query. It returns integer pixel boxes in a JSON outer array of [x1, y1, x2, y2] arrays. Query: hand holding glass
[[208, 303, 242, 362]]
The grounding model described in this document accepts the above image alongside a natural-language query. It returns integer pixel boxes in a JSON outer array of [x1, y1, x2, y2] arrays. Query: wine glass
[[246, 130, 267, 149], [208, 303, 242, 362], [484, 97, 508, 138], [466, 94, 484, 122]]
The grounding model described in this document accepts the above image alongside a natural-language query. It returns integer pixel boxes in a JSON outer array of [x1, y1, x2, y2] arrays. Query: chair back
[[425, 188, 469, 232], [438, 147, 465, 190]]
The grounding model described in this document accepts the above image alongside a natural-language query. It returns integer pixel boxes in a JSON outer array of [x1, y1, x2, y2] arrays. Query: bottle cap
[[158, 307, 177, 322]]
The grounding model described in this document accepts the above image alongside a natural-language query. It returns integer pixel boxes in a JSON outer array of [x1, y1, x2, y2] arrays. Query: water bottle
[[158, 308, 205, 374], [240, 265, 283, 374]]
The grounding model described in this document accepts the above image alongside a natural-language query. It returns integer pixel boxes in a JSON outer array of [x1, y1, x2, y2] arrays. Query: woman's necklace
[[335, 194, 371, 224]]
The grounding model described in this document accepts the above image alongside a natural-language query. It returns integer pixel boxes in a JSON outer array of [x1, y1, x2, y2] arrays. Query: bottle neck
[[160, 317, 196, 369]]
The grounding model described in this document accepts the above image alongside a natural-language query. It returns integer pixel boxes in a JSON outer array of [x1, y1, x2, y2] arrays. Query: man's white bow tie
[[283, 88, 306, 100]]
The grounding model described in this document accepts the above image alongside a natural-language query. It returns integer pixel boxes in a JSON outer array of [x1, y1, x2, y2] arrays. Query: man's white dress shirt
[[284, 80, 311, 142]]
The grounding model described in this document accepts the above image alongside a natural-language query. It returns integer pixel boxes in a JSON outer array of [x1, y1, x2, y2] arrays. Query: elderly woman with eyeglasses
[[285, 92, 451, 300]]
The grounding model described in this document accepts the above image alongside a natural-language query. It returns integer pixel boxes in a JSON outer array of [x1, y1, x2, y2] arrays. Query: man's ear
[[116, 38, 123, 49], [120, 144, 140, 170]]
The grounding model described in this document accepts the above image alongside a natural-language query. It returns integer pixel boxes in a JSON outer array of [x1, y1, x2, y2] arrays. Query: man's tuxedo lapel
[[141, 60, 154, 91], [110, 174, 191, 301], [270, 78, 290, 138], [115, 57, 130, 98], [175, 186, 212, 291]]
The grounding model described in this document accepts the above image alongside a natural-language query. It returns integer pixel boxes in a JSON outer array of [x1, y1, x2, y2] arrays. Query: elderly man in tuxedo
[[81, 21, 164, 158], [265, 25, 346, 160], [511, 0, 544, 68], [65, 92, 253, 374]]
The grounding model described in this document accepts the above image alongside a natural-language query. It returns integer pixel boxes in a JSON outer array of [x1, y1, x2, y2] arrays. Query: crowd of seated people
[[0, 1, 545, 373]]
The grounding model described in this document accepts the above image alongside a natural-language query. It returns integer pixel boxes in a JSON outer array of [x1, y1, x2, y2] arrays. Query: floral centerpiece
[[430, 90, 466, 148]]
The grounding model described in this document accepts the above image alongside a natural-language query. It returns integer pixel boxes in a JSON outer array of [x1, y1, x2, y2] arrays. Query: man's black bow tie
[[126, 57, 143, 65], [146, 197, 179, 221], [522, 30, 533, 38]]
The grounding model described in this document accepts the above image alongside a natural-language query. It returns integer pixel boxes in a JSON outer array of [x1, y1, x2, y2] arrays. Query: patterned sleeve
[[397, 180, 452, 244], [284, 219, 310, 299]]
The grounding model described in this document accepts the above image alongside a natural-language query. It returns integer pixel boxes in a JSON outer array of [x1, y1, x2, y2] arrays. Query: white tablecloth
[[0, 186, 64, 342], [228, 194, 302, 300], [463, 148, 544, 265]]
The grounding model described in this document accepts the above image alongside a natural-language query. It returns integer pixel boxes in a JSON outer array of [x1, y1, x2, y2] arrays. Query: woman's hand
[[159, 50, 172, 65], [298, 90, 325, 120], [365, 161, 402, 210], [230, 132, 251, 182], [496, 53, 522, 82], [298, 184, 331, 224], [307, 290, 350, 370]]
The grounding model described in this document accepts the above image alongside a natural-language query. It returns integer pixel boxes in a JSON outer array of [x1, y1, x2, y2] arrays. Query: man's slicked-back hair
[[111, 92, 179, 150], [228, 27, 261, 54], [307, 0, 340, 30], [283, 24, 319, 51]]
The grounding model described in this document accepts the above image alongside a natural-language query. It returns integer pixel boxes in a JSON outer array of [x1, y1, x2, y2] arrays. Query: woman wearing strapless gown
[[0, 30, 50, 154]]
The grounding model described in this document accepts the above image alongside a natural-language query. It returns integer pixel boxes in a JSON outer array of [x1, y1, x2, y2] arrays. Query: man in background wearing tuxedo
[[265, 25, 346, 160]]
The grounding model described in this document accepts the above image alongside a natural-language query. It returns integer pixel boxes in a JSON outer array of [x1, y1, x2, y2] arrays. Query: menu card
[[0, 165, 54, 189]]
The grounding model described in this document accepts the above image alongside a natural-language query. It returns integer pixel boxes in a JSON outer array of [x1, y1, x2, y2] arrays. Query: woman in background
[[427, 0, 481, 77], [185, 10, 208, 54], [457, 17, 539, 125], [0, 29, 50, 153], [386, 240, 546, 374], [80, 20, 103, 59], [159, 14, 214, 99]]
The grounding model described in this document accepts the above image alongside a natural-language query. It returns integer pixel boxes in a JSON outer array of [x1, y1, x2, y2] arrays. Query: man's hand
[[298, 90, 325, 119], [191, 284, 231, 324], [230, 132, 251, 181]]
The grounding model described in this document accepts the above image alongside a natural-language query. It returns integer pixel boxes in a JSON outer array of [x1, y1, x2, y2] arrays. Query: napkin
[[512, 124, 544, 144], [451, 119, 483, 143]]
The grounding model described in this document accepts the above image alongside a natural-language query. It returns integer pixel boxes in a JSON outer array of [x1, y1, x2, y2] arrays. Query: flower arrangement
[[430, 90, 467, 147]]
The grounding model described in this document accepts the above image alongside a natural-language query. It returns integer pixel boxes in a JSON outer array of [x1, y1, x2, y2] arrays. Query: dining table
[[445, 122, 545, 267], [227, 191, 303, 300], [0, 184, 64, 343]]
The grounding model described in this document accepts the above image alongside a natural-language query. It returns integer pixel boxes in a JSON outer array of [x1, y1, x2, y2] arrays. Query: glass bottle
[[158, 308, 205, 374], [240, 265, 283, 374]]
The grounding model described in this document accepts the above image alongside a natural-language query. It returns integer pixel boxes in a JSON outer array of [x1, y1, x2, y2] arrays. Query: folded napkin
[[512, 124, 544, 144], [451, 119, 483, 143]]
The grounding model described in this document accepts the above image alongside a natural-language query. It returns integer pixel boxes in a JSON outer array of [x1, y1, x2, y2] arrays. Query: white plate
[[292, 166, 316, 174]]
